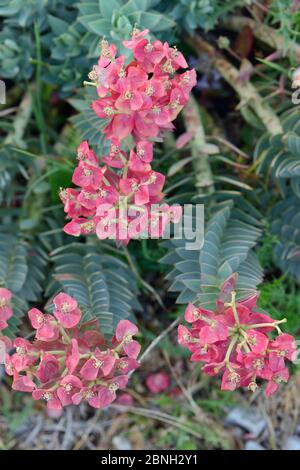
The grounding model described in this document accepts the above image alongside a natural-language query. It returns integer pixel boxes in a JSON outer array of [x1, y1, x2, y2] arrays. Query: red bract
[[65, 338, 80, 373], [269, 333, 297, 361], [28, 308, 59, 341], [265, 363, 289, 397], [32, 389, 62, 410], [178, 277, 297, 397], [12, 338, 37, 372], [5, 292, 140, 411], [36, 354, 60, 383], [12, 375, 36, 392], [115, 392, 134, 406], [97, 375, 129, 407], [57, 375, 82, 406], [72, 162, 105, 190], [146, 372, 170, 394], [113, 320, 141, 359], [60, 29, 195, 244], [53, 292, 81, 328], [79, 349, 116, 380]]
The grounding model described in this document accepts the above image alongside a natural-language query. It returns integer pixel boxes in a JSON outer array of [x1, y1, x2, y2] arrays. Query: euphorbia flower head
[[5, 291, 140, 411], [178, 275, 297, 397], [60, 29, 194, 245]]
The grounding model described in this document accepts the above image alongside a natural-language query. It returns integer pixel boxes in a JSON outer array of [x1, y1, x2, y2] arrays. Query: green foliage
[[170, 0, 243, 31], [271, 195, 300, 283], [0, 230, 48, 337], [0, 27, 34, 79], [0, 147, 31, 206], [0, 0, 68, 27], [160, 119, 265, 309], [161, 201, 263, 308], [257, 231, 279, 272], [253, 106, 300, 283], [47, 242, 141, 335], [78, 0, 176, 56], [0, 388, 34, 450], [69, 88, 109, 151], [254, 108, 300, 197], [47, 18, 93, 96], [267, 0, 300, 45], [0, 0, 79, 87], [259, 276, 300, 336]]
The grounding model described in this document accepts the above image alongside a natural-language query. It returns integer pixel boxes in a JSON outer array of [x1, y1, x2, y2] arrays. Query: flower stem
[[225, 334, 238, 365], [83, 81, 97, 87], [47, 350, 65, 355], [244, 318, 287, 330], [59, 326, 71, 344], [225, 291, 240, 326]]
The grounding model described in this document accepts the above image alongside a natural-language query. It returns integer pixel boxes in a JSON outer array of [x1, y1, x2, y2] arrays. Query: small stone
[[225, 407, 266, 437], [283, 436, 300, 450], [112, 435, 132, 450], [296, 424, 300, 434], [244, 440, 265, 450], [231, 427, 244, 440]]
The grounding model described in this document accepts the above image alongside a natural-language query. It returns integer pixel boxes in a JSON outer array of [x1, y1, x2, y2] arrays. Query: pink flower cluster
[[60, 29, 195, 243], [178, 280, 297, 397], [5, 292, 140, 411], [92, 29, 196, 141]]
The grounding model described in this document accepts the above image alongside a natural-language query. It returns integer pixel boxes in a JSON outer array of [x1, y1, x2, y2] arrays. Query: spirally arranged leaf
[[46, 243, 141, 336], [77, 0, 175, 56], [69, 88, 109, 151], [0, 232, 48, 337], [161, 202, 263, 309], [271, 195, 300, 284], [254, 108, 300, 196]]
